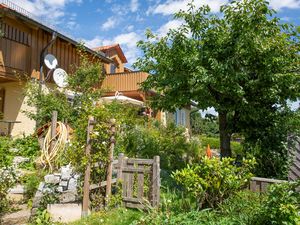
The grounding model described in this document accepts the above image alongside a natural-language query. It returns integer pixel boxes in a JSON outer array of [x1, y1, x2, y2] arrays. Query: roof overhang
[[1, 3, 113, 64]]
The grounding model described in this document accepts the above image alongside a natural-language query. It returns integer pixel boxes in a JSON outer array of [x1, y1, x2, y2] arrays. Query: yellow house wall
[[0, 82, 36, 137]]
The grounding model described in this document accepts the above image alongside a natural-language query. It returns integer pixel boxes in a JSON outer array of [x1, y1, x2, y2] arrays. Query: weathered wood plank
[[137, 164, 144, 199], [89, 178, 117, 190], [125, 202, 145, 209], [122, 167, 151, 173], [127, 158, 154, 165], [123, 197, 143, 203]]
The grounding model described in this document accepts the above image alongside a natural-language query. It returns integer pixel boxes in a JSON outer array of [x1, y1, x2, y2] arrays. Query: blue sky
[[13, 0, 300, 68]]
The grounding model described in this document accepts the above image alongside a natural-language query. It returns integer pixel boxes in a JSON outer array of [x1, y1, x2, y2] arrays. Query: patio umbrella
[[102, 95, 144, 106]]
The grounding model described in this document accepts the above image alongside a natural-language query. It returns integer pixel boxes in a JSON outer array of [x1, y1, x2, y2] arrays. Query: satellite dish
[[44, 54, 58, 70], [53, 68, 68, 88]]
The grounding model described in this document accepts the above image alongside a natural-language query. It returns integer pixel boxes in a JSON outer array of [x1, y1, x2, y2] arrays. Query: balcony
[[101, 71, 149, 93]]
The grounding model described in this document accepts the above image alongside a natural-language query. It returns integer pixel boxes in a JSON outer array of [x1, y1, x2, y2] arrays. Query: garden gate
[[82, 117, 160, 217]]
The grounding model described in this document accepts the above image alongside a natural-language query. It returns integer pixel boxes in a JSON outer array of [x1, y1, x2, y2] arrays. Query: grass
[[71, 207, 142, 225], [200, 135, 243, 156]]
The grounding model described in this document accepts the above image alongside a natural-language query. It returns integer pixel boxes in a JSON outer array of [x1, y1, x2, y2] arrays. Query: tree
[[134, 0, 300, 157]]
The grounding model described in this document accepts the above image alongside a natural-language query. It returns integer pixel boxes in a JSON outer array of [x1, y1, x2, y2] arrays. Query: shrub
[[0, 167, 17, 213], [0, 137, 13, 168], [134, 190, 262, 225], [255, 180, 300, 225], [21, 173, 41, 200], [116, 122, 201, 171], [172, 157, 256, 208]]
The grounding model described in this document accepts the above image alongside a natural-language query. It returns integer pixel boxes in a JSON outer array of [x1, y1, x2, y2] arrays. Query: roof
[[0, 1, 113, 64], [93, 44, 128, 64]]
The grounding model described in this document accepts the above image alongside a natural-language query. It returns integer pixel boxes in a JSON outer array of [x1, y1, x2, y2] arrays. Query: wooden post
[[117, 153, 125, 182], [82, 116, 94, 217], [151, 156, 160, 207], [105, 118, 116, 205], [50, 111, 58, 152]]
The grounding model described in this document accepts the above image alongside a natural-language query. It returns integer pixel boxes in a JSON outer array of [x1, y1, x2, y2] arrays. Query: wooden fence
[[89, 154, 160, 209], [249, 177, 286, 193], [85, 153, 160, 213], [288, 137, 300, 181]]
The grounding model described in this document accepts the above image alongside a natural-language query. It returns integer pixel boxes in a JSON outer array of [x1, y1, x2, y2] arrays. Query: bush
[[0, 137, 13, 168], [255, 180, 300, 225], [21, 173, 41, 200], [135, 190, 262, 225], [116, 122, 201, 171], [0, 167, 17, 213], [172, 157, 255, 208]]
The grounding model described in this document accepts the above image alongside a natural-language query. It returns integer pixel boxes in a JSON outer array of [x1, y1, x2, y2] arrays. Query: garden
[[1, 0, 300, 224]]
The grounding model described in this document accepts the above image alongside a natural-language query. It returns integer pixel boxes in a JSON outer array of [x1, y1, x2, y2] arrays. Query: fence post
[[50, 111, 57, 153], [151, 156, 160, 207], [82, 116, 94, 217], [105, 118, 116, 205], [117, 153, 125, 182]]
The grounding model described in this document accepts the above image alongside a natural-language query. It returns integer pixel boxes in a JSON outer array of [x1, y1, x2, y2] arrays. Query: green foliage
[[200, 136, 243, 156], [116, 122, 200, 171], [191, 113, 219, 137], [0, 167, 17, 213], [243, 108, 300, 179], [21, 173, 41, 200], [31, 209, 52, 225], [24, 81, 71, 126], [0, 137, 13, 168], [172, 157, 255, 208], [255, 180, 300, 225], [71, 208, 142, 225], [134, 190, 262, 225], [135, 0, 300, 157]]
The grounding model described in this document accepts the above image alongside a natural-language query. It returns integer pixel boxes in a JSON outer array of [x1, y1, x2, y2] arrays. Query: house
[[0, 1, 191, 137], [95, 44, 192, 132], [0, 1, 112, 136]]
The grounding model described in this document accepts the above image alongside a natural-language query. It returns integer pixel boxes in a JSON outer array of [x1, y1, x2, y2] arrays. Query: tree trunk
[[219, 111, 232, 158]]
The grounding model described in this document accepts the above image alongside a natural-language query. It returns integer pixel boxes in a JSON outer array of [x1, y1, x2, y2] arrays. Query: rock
[[68, 178, 77, 191], [59, 180, 68, 187], [44, 174, 60, 184], [37, 182, 45, 191], [32, 191, 43, 208], [12, 156, 29, 166], [59, 190, 76, 203], [9, 184, 25, 194], [61, 165, 72, 180], [7, 184, 25, 203], [1, 205, 30, 225], [57, 186, 64, 192], [47, 203, 82, 223]]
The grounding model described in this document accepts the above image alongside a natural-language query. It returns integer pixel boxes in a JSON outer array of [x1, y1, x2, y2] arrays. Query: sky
[[11, 0, 300, 69]]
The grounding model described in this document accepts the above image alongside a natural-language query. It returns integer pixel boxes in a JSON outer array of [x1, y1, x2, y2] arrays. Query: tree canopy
[[134, 0, 300, 158]]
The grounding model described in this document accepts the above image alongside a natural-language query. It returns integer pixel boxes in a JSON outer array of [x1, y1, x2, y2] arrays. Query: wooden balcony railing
[[101, 71, 149, 92]]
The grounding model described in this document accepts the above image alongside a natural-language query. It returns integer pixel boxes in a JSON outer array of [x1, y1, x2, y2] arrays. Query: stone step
[[1, 205, 30, 225]]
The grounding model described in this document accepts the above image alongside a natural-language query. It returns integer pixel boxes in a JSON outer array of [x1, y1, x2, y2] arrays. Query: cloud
[[149, 0, 228, 15], [269, 0, 300, 10], [101, 17, 118, 31], [130, 0, 139, 12], [83, 32, 143, 66], [157, 19, 183, 37], [11, 0, 81, 29]]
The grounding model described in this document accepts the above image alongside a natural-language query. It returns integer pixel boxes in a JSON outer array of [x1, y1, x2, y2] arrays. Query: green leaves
[[172, 156, 256, 208]]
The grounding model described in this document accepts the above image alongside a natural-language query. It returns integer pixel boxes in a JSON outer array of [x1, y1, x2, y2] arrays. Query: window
[[0, 88, 5, 119], [175, 109, 186, 126], [110, 64, 116, 74]]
